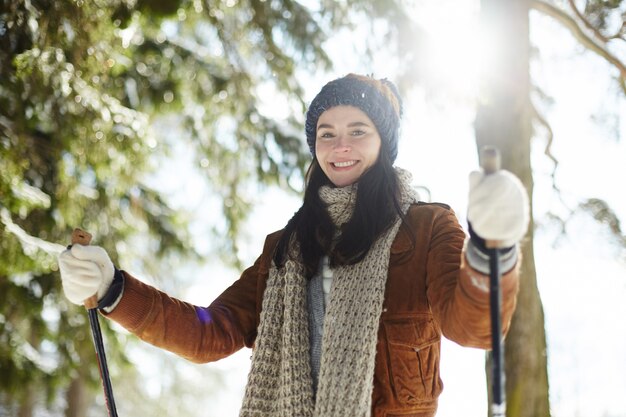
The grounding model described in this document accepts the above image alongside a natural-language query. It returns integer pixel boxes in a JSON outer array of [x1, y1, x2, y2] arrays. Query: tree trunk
[[66, 374, 90, 417], [17, 386, 34, 417], [65, 335, 96, 417], [17, 323, 41, 417], [476, 0, 550, 416]]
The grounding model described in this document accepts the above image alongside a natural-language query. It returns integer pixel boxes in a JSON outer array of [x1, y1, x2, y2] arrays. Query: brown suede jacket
[[105, 202, 519, 417]]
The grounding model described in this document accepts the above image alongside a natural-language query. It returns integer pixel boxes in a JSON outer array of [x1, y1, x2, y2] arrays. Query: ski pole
[[70, 229, 119, 417], [480, 147, 506, 417]]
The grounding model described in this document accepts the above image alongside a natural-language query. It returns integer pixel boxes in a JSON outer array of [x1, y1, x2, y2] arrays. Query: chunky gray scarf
[[240, 168, 417, 417]]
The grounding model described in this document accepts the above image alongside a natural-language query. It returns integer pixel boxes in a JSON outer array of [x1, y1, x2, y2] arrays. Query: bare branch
[[530, 99, 559, 190], [566, 0, 609, 43], [531, 0, 626, 92]]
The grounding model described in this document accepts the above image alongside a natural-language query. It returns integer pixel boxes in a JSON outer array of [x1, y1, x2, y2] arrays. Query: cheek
[[315, 141, 329, 158], [367, 140, 382, 161], [314, 143, 326, 168]]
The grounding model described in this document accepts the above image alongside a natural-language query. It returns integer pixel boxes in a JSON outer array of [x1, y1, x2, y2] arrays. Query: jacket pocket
[[383, 316, 442, 405]]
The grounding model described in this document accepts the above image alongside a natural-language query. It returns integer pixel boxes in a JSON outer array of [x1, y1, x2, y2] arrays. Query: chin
[[330, 177, 358, 188]]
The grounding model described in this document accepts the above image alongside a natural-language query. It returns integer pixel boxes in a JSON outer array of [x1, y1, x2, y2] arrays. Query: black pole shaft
[[88, 308, 118, 417], [488, 248, 505, 417]]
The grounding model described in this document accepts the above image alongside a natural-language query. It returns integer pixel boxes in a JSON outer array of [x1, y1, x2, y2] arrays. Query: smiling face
[[314, 105, 382, 187]]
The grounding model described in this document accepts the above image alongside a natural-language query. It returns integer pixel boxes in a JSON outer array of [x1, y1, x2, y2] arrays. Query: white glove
[[467, 169, 530, 248], [58, 244, 115, 305]]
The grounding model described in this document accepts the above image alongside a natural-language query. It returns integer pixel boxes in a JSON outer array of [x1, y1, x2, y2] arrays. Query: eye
[[350, 129, 366, 136], [318, 131, 334, 139]]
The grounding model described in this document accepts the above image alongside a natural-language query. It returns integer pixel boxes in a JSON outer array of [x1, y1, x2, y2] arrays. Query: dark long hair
[[273, 145, 412, 277]]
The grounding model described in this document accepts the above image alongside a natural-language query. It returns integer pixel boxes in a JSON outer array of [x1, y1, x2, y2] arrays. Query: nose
[[332, 133, 350, 152]]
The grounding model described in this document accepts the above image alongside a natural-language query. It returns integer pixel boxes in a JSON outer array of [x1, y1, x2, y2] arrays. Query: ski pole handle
[[70, 228, 98, 309], [480, 147, 504, 249], [480, 146, 500, 175], [70, 227, 92, 246]]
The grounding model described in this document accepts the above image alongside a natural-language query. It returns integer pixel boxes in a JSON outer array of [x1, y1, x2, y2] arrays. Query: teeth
[[334, 161, 356, 168]]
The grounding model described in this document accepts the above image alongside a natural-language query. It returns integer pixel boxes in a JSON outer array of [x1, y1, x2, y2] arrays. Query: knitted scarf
[[240, 168, 418, 417]]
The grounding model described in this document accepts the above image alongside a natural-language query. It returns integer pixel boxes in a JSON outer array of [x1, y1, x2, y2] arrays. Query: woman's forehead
[[317, 105, 373, 126]]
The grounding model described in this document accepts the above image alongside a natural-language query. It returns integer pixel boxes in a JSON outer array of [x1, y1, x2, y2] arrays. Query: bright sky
[[136, 2, 626, 416]]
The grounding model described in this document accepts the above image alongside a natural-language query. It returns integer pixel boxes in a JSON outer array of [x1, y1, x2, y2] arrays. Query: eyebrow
[[317, 121, 371, 130]]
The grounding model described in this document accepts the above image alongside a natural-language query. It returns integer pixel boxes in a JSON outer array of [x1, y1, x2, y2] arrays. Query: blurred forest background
[[1, 0, 625, 416]]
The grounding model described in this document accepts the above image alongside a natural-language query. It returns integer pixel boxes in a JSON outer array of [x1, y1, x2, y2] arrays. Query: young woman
[[59, 74, 529, 417]]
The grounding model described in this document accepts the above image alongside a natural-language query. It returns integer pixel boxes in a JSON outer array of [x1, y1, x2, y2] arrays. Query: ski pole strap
[[97, 268, 125, 310], [466, 224, 518, 275]]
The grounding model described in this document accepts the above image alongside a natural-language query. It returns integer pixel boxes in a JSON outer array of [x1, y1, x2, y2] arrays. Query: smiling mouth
[[332, 160, 357, 168]]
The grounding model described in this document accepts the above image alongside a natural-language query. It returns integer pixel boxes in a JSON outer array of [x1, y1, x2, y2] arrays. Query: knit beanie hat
[[305, 73, 403, 162]]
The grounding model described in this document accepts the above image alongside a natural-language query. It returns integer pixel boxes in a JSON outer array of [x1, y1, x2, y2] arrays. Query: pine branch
[[579, 198, 626, 248]]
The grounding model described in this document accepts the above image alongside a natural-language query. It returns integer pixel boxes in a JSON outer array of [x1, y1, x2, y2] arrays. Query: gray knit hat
[[305, 74, 403, 162]]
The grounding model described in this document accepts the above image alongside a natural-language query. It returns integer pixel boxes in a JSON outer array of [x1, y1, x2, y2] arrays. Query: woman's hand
[[58, 244, 115, 305], [467, 169, 529, 248]]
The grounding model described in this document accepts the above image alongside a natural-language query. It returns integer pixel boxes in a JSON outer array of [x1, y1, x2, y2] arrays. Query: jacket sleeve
[[425, 207, 520, 349], [103, 232, 278, 363]]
